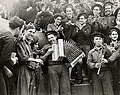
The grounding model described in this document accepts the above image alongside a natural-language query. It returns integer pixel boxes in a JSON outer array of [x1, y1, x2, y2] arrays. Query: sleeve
[[0, 37, 14, 67], [107, 43, 120, 63], [104, 46, 112, 59], [87, 51, 95, 69], [16, 42, 29, 63], [107, 51, 120, 63], [83, 25, 92, 37]]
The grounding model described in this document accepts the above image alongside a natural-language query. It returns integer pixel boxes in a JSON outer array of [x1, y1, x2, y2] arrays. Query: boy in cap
[[87, 32, 114, 95], [43, 30, 71, 95]]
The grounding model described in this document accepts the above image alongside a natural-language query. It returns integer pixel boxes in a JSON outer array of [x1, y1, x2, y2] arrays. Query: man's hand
[[4, 66, 13, 78], [57, 26, 63, 31], [78, 58, 83, 64], [11, 57, 18, 65], [101, 58, 108, 64], [46, 48, 53, 55], [58, 56, 65, 62], [95, 63, 101, 68]]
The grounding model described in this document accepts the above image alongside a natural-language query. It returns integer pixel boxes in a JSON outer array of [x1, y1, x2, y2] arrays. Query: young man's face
[[47, 34, 57, 44], [109, 31, 118, 41], [105, 5, 113, 16], [52, 0, 57, 8], [93, 6, 101, 16], [25, 28, 35, 41], [59, 0, 67, 9], [114, 0, 120, 8], [74, 1, 80, 8], [78, 15, 87, 25], [54, 16, 62, 26], [66, 7, 73, 19], [14, 25, 24, 37], [94, 36, 103, 47]]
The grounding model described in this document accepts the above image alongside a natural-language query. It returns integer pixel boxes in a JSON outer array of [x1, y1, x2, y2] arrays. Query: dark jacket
[[74, 23, 92, 46], [63, 24, 78, 41], [15, 38, 32, 65], [0, 30, 14, 68]]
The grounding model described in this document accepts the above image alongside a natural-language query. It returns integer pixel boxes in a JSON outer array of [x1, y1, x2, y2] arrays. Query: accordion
[[52, 39, 85, 68]]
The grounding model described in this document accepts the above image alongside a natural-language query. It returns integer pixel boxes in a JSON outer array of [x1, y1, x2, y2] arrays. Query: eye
[[29, 31, 32, 33]]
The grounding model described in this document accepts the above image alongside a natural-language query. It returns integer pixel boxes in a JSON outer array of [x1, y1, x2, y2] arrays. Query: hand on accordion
[[46, 48, 53, 55], [58, 56, 66, 62], [78, 58, 83, 64], [81, 52, 86, 58], [78, 52, 85, 64]]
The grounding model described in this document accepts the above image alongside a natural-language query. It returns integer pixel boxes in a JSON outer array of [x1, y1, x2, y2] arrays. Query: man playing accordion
[[42, 30, 85, 95]]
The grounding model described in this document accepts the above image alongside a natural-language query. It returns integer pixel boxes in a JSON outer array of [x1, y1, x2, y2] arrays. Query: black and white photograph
[[0, 0, 120, 95]]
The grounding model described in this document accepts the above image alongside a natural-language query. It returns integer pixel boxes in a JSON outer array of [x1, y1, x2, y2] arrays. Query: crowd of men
[[1, 0, 120, 95]]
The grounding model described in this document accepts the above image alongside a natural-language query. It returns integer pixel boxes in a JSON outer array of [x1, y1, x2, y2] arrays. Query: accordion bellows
[[64, 39, 83, 63], [52, 39, 84, 67]]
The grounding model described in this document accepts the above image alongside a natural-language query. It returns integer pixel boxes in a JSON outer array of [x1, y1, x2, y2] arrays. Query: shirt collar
[[93, 46, 103, 52], [110, 41, 118, 47]]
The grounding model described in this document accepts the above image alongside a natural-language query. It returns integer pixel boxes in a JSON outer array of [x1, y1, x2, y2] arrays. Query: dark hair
[[64, 4, 74, 13], [34, 11, 54, 31], [9, 16, 24, 30], [109, 27, 119, 35], [92, 4, 103, 11], [77, 13, 88, 20], [114, 7, 120, 18], [54, 13, 63, 19], [45, 30, 58, 37], [103, 2, 113, 9]]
